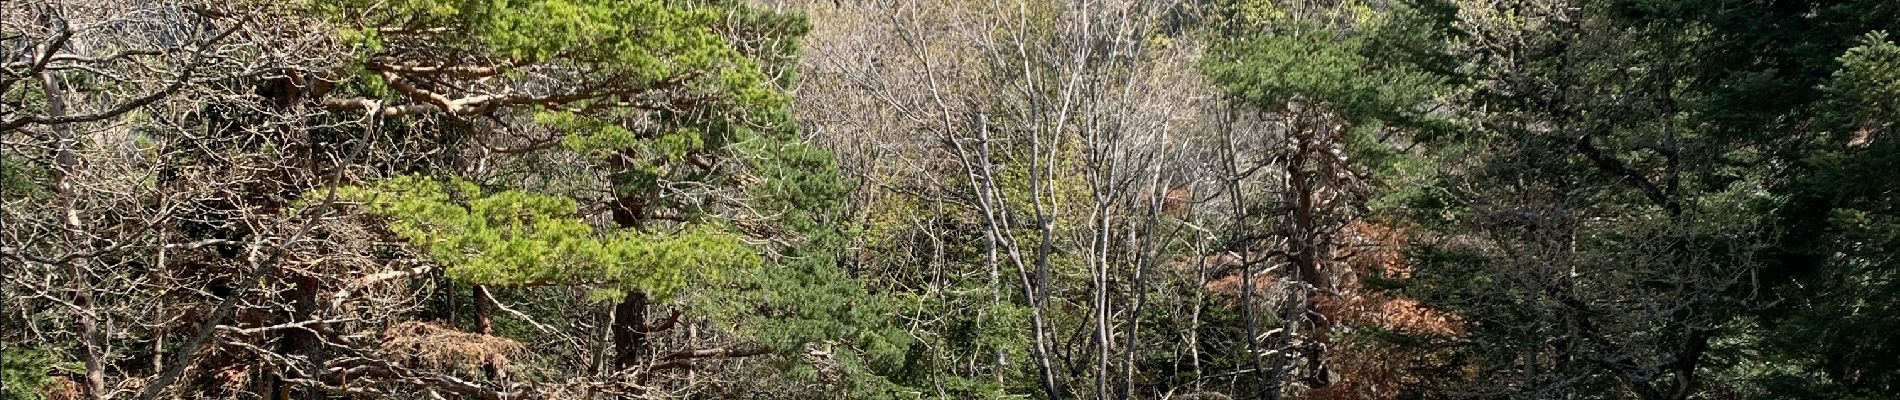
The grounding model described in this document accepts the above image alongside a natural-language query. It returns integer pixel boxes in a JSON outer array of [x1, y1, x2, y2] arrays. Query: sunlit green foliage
[[336, 175, 757, 299], [314, 0, 801, 108], [1826, 32, 1900, 132], [1203, 1, 1458, 201], [1205, 29, 1448, 130]]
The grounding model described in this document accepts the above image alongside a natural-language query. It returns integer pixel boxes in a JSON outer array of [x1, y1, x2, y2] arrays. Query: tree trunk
[[473, 285, 503, 380], [270, 274, 323, 400], [612, 292, 650, 369], [608, 174, 654, 371], [1286, 111, 1333, 387], [42, 63, 108, 400]]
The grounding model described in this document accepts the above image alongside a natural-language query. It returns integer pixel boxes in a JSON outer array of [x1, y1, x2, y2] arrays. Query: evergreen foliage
[[336, 175, 757, 299], [0, 348, 79, 400], [5, 0, 1898, 398]]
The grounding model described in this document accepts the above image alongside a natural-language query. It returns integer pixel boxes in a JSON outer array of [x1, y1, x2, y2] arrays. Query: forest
[[2, 0, 1897, 399]]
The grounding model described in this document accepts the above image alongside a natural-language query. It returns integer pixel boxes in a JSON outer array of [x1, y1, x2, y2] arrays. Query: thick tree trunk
[[603, 170, 658, 371], [612, 292, 651, 369], [270, 274, 323, 400], [472, 285, 505, 381], [473, 285, 496, 335], [1286, 112, 1333, 387]]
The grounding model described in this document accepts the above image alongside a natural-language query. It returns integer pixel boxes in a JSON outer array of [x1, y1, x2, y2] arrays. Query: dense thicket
[[3, 0, 1895, 399]]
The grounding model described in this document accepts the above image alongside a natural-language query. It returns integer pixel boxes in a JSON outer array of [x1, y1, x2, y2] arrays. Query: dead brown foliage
[[379, 322, 526, 373], [1305, 222, 1462, 400]]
